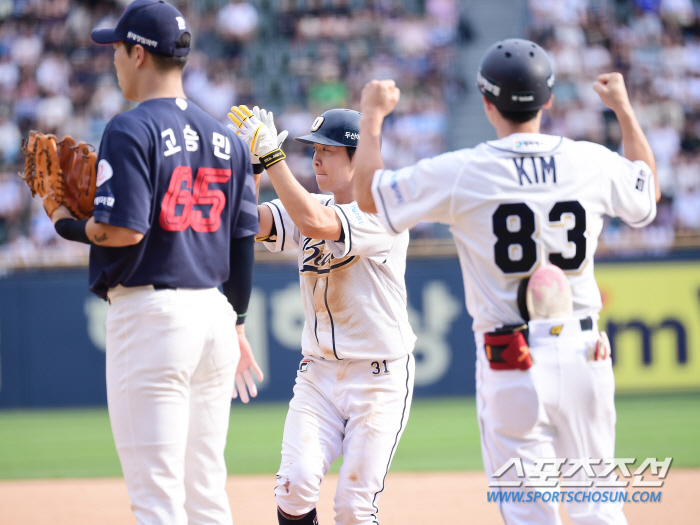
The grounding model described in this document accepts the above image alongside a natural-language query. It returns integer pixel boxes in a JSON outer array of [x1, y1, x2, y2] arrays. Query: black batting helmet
[[477, 38, 554, 112], [295, 108, 361, 147]]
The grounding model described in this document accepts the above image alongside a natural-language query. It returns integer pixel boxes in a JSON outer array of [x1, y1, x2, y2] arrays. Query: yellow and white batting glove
[[252, 105, 288, 151], [227, 105, 287, 169]]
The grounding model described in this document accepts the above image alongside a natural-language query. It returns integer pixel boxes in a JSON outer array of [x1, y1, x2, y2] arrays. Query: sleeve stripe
[[332, 205, 352, 256], [244, 174, 256, 194], [233, 227, 258, 238], [242, 185, 256, 201], [621, 161, 657, 228], [627, 203, 655, 227], [241, 199, 258, 216], [375, 169, 400, 234], [232, 209, 259, 238], [268, 201, 286, 251], [627, 173, 657, 227]]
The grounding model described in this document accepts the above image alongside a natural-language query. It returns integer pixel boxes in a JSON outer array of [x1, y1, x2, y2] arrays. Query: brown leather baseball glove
[[21, 131, 98, 220]]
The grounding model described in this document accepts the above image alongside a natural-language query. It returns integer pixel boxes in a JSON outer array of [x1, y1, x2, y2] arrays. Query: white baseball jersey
[[371, 133, 657, 333], [262, 194, 416, 360]]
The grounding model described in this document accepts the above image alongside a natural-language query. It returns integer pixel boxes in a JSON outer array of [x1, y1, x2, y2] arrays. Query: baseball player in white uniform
[[353, 39, 659, 525], [228, 105, 416, 525]]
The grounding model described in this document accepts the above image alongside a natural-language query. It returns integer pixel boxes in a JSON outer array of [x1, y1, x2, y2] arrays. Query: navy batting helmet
[[477, 38, 554, 112], [295, 108, 361, 148]]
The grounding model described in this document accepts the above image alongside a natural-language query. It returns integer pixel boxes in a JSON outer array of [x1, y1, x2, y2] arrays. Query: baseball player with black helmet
[[49, 1, 263, 523], [228, 105, 416, 525], [354, 38, 659, 525]]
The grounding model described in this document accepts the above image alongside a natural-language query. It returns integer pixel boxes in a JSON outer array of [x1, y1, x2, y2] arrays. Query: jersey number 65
[[159, 166, 232, 233]]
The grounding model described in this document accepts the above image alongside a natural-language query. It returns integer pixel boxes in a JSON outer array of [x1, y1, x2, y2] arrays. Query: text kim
[[514, 156, 557, 186]]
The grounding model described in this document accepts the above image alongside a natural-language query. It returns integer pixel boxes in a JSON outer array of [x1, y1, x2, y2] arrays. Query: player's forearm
[[86, 217, 144, 247], [354, 114, 384, 213], [257, 204, 274, 240], [615, 106, 660, 202], [265, 160, 341, 239]]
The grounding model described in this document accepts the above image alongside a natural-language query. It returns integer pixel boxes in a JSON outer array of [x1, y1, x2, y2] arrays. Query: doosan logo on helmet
[[345, 131, 359, 140], [477, 72, 501, 97]]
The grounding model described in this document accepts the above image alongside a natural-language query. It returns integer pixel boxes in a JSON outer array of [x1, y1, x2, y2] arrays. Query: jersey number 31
[[492, 201, 586, 274], [159, 166, 232, 233]]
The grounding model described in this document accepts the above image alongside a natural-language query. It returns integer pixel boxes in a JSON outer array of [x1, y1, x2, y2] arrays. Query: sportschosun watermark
[[486, 457, 672, 504]]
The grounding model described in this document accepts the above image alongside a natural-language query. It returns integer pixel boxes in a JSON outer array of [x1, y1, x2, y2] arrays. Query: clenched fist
[[360, 80, 401, 120], [592, 73, 632, 113]]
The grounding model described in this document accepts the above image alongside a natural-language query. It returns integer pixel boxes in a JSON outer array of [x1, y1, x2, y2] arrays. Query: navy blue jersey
[[89, 98, 258, 299]]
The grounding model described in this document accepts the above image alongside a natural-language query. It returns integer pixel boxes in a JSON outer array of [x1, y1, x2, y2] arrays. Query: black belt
[[496, 316, 593, 333], [153, 284, 176, 290], [580, 317, 593, 331]]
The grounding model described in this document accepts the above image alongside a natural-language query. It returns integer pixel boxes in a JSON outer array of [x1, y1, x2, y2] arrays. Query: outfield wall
[[0, 257, 698, 407]]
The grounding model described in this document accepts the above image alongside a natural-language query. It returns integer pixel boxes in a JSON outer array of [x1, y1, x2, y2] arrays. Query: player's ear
[[482, 96, 495, 113], [134, 44, 147, 68], [543, 93, 554, 109]]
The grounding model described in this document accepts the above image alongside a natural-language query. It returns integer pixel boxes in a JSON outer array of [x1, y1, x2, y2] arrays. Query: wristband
[[55, 218, 91, 244], [253, 163, 265, 175], [260, 148, 286, 169]]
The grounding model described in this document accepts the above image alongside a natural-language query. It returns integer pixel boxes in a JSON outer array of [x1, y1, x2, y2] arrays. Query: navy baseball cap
[[91, 0, 190, 57]]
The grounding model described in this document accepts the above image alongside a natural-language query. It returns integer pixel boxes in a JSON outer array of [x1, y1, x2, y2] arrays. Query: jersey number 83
[[492, 200, 587, 274]]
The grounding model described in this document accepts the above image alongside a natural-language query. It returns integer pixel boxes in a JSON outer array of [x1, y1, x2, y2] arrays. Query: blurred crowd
[[0, 0, 698, 268], [528, 0, 700, 256], [261, 0, 462, 188]]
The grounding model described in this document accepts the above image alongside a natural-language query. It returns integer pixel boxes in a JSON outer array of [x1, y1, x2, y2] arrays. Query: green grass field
[[0, 394, 698, 480]]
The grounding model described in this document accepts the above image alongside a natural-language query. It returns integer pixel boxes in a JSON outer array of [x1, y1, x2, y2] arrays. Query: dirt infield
[[0, 470, 695, 524]]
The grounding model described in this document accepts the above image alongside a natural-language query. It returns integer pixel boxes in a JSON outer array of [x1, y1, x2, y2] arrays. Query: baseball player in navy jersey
[[354, 39, 659, 525], [228, 106, 416, 525], [49, 1, 263, 523]]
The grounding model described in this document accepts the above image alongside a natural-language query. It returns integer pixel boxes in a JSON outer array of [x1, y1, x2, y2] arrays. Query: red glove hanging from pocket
[[484, 324, 533, 371]]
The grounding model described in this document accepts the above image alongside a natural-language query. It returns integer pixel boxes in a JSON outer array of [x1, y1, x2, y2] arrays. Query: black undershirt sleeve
[[54, 218, 91, 244], [222, 234, 255, 325]]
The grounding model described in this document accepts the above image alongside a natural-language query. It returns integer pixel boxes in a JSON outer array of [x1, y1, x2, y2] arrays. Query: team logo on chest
[[300, 237, 358, 275]]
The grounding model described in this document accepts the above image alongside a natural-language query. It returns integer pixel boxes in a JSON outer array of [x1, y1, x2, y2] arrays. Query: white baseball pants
[[275, 354, 414, 524], [476, 317, 627, 525], [105, 285, 239, 525]]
